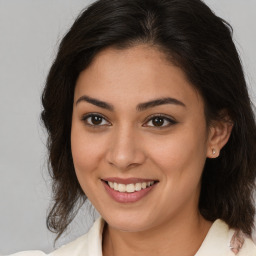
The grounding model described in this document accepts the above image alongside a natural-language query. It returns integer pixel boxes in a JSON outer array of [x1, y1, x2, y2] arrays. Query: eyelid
[[81, 112, 177, 129], [81, 112, 112, 127], [142, 114, 177, 128]]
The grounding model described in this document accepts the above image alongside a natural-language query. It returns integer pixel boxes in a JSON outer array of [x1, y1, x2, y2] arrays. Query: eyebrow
[[76, 95, 186, 111], [136, 97, 186, 111], [76, 95, 114, 111]]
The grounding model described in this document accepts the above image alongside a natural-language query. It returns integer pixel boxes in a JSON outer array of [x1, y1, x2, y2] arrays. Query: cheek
[[70, 122, 105, 187], [147, 125, 208, 184], [145, 127, 208, 216], [71, 137, 100, 174]]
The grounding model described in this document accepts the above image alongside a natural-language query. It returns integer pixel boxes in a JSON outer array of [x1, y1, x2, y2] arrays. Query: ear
[[206, 113, 233, 158]]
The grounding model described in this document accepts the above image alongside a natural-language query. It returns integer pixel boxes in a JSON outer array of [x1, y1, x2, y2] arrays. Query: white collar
[[51, 217, 256, 256]]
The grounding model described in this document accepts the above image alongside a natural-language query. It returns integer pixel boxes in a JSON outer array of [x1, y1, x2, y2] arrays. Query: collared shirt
[[9, 217, 256, 256]]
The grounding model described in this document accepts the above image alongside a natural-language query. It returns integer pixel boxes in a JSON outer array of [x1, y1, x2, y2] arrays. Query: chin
[[102, 211, 157, 232], [109, 220, 149, 232]]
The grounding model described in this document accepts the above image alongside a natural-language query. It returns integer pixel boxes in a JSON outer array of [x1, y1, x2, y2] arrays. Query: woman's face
[[71, 45, 213, 232]]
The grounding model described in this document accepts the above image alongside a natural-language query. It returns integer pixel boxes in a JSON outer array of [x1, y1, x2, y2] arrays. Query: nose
[[106, 126, 146, 171]]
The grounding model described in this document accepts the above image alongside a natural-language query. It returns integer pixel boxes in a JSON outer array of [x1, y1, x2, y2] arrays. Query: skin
[[71, 44, 232, 256]]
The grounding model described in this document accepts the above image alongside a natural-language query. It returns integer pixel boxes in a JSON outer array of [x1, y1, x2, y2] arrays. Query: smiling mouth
[[102, 180, 158, 193]]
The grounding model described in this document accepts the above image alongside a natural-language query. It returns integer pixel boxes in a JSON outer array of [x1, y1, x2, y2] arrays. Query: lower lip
[[102, 181, 157, 203]]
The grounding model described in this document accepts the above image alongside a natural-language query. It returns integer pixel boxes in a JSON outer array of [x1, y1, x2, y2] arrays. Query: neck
[[102, 211, 212, 256]]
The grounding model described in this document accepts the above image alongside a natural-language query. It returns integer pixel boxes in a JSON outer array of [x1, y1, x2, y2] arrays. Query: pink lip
[[102, 177, 157, 185], [101, 179, 158, 203]]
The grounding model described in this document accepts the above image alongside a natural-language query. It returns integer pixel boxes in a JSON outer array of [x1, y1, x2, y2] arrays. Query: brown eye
[[91, 115, 103, 125], [144, 115, 177, 128], [82, 114, 111, 127], [152, 117, 164, 126]]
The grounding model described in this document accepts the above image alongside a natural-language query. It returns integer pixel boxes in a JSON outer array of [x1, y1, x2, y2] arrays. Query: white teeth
[[126, 184, 135, 192], [109, 181, 114, 189], [135, 183, 142, 191], [118, 184, 126, 192], [107, 181, 155, 193]]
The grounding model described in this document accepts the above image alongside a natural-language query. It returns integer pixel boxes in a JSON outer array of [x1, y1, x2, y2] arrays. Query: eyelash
[[81, 113, 177, 129], [143, 114, 177, 128], [81, 113, 110, 128]]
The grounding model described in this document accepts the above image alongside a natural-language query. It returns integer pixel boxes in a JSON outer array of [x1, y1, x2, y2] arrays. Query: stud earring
[[212, 148, 216, 155]]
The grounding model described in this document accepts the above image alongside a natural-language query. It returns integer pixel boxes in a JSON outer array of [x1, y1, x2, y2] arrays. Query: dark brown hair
[[41, 0, 256, 239]]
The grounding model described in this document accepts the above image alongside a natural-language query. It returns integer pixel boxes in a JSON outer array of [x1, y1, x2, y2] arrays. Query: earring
[[212, 148, 216, 155]]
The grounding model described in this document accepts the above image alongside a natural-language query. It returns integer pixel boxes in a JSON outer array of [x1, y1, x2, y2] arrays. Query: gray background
[[0, 0, 255, 254]]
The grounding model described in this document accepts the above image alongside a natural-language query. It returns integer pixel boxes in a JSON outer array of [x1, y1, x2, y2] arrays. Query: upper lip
[[102, 177, 158, 185]]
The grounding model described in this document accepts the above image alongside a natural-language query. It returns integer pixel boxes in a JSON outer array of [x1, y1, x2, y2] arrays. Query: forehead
[[74, 44, 202, 108]]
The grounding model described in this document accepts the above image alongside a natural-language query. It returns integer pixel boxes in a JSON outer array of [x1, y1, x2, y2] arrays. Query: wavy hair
[[41, 0, 256, 239]]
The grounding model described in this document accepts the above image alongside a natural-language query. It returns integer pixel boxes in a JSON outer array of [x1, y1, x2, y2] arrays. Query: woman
[[11, 0, 256, 255]]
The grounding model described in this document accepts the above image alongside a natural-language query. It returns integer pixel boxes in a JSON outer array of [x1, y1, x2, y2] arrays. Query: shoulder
[[241, 238, 256, 256], [7, 251, 47, 256], [49, 233, 90, 256], [8, 217, 105, 256], [51, 217, 104, 256], [196, 219, 256, 256], [229, 229, 256, 256]]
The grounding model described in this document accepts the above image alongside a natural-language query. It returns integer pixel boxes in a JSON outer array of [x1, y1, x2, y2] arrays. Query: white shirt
[[9, 217, 256, 256]]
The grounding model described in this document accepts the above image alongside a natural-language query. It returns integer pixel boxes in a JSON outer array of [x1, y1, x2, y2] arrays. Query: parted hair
[[41, 0, 256, 239]]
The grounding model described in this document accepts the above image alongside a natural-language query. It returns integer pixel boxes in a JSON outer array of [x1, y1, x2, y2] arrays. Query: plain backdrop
[[0, 0, 255, 254]]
